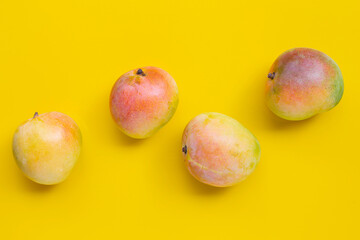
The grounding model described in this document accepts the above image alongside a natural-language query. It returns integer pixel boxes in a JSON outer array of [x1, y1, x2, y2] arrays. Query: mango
[[110, 66, 179, 139], [181, 112, 260, 187], [266, 48, 344, 120], [12, 112, 82, 185]]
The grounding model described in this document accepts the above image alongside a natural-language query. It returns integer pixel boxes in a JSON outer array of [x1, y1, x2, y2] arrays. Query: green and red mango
[[266, 48, 344, 120]]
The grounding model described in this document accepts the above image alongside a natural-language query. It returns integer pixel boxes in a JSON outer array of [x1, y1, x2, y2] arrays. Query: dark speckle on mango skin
[[268, 72, 276, 79], [136, 68, 146, 76], [182, 145, 187, 154]]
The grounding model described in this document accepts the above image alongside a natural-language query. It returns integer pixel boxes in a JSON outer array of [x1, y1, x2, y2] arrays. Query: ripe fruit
[[12, 112, 82, 185], [181, 112, 260, 187], [110, 66, 179, 139], [265, 48, 344, 120]]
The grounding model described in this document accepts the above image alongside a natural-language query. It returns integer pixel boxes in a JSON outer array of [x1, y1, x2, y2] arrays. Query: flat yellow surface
[[0, 0, 359, 239]]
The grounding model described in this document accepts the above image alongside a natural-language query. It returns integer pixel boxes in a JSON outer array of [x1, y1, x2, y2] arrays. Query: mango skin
[[181, 113, 260, 187], [12, 112, 82, 185], [265, 48, 344, 121], [110, 66, 179, 139]]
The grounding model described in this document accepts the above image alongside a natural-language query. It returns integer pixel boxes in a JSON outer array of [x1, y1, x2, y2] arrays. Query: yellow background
[[0, 0, 359, 239]]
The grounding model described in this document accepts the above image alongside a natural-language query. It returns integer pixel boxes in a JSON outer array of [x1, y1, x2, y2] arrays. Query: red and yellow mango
[[266, 48, 344, 120], [110, 66, 178, 139], [12, 112, 82, 185], [181, 113, 260, 187]]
